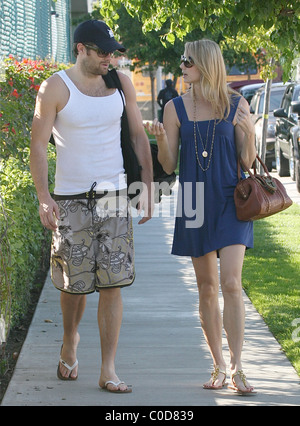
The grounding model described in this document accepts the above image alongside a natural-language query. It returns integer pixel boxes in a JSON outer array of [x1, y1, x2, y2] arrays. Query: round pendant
[[202, 150, 208, 158]]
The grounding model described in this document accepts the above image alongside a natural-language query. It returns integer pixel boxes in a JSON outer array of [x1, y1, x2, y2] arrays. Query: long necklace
[[193, 95, 216, 172]]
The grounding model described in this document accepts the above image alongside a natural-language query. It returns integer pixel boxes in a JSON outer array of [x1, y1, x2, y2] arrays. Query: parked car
[[250, 83, 287, 171], [239, 82, 264, 104], [274, 82, 300, 181], [291, 101, 300, 192]]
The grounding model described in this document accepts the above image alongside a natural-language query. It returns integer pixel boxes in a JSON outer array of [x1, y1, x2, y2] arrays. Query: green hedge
[[1, 56, 68, 160], [0, 148, 56, 324], [0, 57, 67, 340]]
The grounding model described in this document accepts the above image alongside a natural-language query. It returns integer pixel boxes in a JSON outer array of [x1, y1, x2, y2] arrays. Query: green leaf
[[166, 33, 175, 44]]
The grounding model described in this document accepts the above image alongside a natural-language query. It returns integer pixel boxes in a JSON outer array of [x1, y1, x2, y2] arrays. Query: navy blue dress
[[171, 95, 253, 257]]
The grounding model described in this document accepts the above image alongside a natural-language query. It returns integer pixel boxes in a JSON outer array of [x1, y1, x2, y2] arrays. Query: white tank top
[[52, 70, 127, 195]]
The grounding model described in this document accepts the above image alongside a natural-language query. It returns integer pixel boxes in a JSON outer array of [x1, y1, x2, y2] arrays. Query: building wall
[[0, 0, 71, 63]]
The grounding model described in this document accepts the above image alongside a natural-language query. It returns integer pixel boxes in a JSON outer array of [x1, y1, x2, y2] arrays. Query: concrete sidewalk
[[2, 179, 300, 407]]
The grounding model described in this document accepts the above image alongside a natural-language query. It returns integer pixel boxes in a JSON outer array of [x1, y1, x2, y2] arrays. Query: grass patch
[[243, 203, 300, 375]]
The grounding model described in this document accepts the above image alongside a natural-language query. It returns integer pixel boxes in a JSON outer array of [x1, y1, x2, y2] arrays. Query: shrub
[[0, 148, 56, 325], [0, 57, 67, 341], [0, 56, 68, 160]]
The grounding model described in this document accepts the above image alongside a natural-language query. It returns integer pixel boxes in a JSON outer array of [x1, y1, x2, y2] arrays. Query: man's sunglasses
[[180, 55, 194, 68], [84, 44, 112, 57]]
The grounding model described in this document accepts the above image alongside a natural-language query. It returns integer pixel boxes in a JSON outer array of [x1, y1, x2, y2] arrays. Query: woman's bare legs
[[192, 245, 254, 391], [192, 251, 227, 388], [219, 245, 253, 392]]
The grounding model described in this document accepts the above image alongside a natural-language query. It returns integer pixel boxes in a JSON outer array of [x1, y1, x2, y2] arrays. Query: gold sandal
[[228, 370, 256, 395], [203, 365, 227, 389]]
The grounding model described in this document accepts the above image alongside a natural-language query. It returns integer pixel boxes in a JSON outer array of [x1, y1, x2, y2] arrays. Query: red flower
[[8, 78, 13, 87], [29, 83, 40, 91], [1, 123, 16, 134], [11, 89, 21, 98]]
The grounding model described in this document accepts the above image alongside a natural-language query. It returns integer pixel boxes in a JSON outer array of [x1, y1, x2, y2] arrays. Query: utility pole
[[260, 57, 275, 173]]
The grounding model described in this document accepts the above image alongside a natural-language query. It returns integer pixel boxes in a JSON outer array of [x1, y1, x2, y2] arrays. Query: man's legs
[[58, 292, 86, 379], [98, 287, 129, 392]]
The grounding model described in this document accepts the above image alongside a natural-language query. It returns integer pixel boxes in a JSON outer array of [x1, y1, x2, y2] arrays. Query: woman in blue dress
[[145, 39, 256, 394]]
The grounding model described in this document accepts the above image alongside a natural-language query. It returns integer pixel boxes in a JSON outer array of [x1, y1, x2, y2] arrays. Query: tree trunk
[[150, 69, 156, 120]]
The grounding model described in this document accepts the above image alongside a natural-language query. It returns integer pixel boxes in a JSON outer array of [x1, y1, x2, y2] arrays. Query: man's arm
[[118, 71, 154, 224], [30, 75, 61, 231]]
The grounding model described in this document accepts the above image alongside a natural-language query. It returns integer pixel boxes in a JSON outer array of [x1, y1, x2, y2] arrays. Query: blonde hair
[[185, 39, 234, 120]]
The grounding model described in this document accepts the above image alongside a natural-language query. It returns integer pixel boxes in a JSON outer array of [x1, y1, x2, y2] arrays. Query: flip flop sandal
[[101, 380, 132, 393], [57, 345, 78, 381], [228, 370, 257, 395], [203, 365, 227, 390]]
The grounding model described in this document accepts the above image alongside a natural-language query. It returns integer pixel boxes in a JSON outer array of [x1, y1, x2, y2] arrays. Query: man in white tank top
[[30, 20, 154, 393]]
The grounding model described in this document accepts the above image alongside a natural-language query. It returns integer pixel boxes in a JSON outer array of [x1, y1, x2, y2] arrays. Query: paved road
[[1, 175, 300, 407], [270, 171, 300, 206]]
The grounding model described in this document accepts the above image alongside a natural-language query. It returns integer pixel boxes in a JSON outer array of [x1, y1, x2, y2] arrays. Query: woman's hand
[[144, 119, 166, 138]]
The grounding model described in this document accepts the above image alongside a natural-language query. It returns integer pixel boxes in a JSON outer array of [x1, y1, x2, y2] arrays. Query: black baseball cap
[[74, 20, 126, 53]]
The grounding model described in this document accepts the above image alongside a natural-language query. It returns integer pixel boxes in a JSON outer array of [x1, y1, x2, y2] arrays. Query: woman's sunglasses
[[180, 55, 194, 68], [84, 44, 112, 57]]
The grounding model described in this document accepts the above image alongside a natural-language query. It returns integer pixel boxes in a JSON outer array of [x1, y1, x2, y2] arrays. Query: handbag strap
[[104, 68, 131, 143], [238, 154, 278, 194], [103, 68, 122, 89], [237, 154, 271, 179], [103, 68, 125, 111]]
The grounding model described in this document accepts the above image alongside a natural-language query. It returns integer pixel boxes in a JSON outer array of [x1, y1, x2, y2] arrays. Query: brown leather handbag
[[234, 155, 293, 221]]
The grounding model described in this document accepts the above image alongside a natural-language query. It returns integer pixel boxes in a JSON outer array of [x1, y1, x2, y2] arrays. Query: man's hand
[[137, 185, 155, 225], [39, 196, 60, 231]]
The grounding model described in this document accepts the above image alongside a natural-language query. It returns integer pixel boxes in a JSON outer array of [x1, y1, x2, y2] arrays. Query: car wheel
[[289, 140, 296, 181], [296, 159, 300, 193], [275, 139, 289, 177]]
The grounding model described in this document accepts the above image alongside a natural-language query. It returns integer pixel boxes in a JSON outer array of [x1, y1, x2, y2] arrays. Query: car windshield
[[294, 86, 300, 102], [258, 88, 285, 113]]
